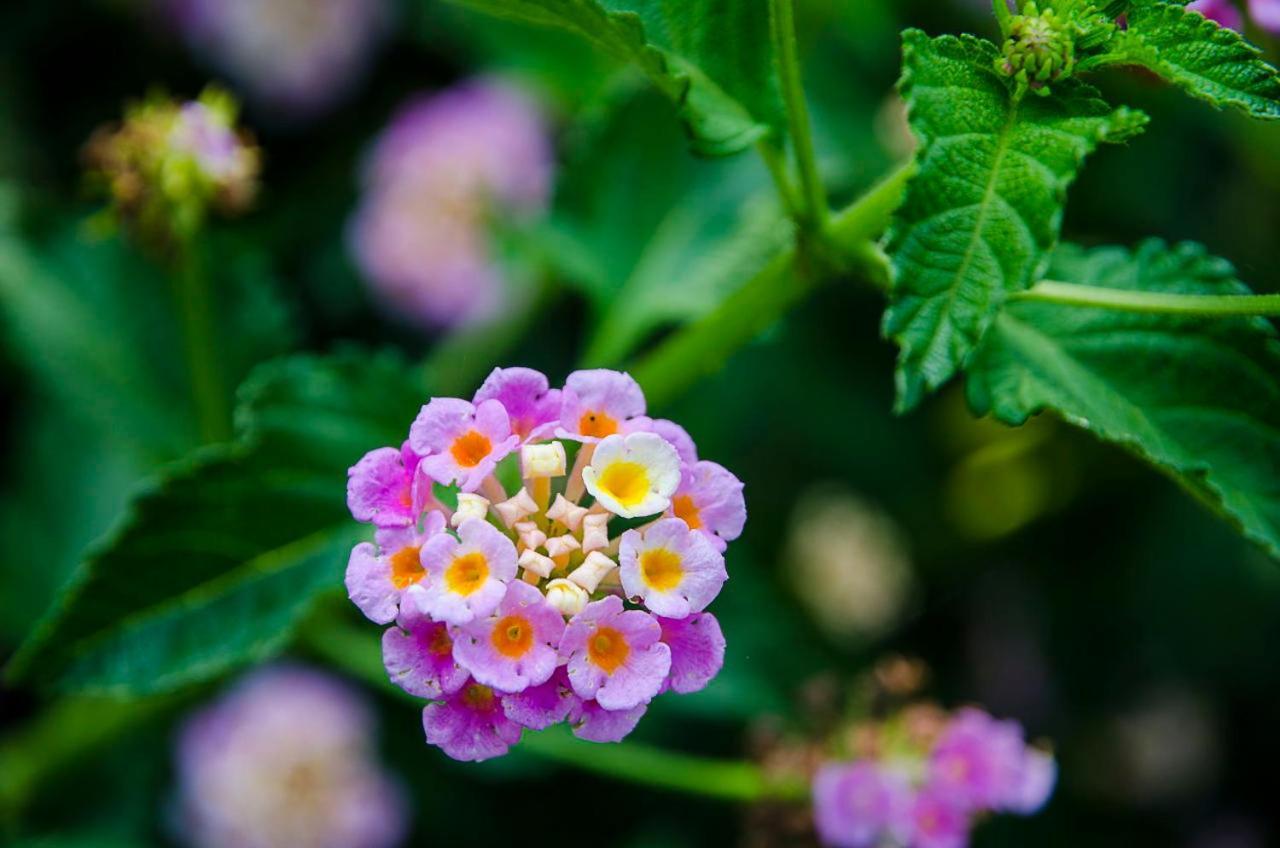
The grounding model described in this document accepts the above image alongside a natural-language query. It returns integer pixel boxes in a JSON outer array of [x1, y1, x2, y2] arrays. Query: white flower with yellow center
[[582, 433, 681, 518]]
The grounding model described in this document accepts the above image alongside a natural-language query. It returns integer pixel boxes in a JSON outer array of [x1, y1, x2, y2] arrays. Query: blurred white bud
[[522, 442, 566, 478], [451, 493, 490, 527], [544, 578, 588, 617]]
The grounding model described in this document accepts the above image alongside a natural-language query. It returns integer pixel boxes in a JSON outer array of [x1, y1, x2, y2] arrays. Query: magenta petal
[[658, 612, 725, 694], [569, 699, 647, 743], [422, 682, 523, 762], [347, 446, 415, 528], [382, 605, 468, 699], [502, 667, 576, 730]]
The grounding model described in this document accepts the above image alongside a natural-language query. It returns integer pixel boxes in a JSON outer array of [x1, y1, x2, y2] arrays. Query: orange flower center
[[587, 626, 630, 674], [389, 545, 425, 590], [461, 682, 496, 711], [491, 614, 535, 659], [427, 625, 454, 656], [578, 410, 619, 438], [640, 548, 684, 592], [672, 494, 702, 530], [450, 430, 492, 468], [445, 552, 489, 595]]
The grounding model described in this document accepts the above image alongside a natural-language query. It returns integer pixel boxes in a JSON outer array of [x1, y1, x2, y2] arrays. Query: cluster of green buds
[[996, 2, 1078, 97], [83, 87, 260, 246]]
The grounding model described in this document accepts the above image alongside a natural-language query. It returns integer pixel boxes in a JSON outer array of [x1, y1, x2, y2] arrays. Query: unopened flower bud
[[451, 493, 490, 526], [996, 2, 1076, 95], [522, 442, 566, 478], [544, 578, 589, 617], [568, 551, 617, 593], [544, 534, 581, 559], [513, 520, 547, 551], [518, 549, 556, 579], [494, 488, 538, 526], [580, 512, 611, 554], [546, 493, 588, 532]]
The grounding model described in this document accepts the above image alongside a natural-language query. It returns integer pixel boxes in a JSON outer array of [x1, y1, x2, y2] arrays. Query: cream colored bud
[[544, 534, 581, 559], [546, 493, 589, 532], [494, 488, 539, 526], [522, 442, 567, 478], [568, 551, 617, 593], [514, 521, 548, 552], [544, 578, 589, 617], [518, 549, 556, 579], [451, 493, 490, 527], [580, 512, 612, 554]]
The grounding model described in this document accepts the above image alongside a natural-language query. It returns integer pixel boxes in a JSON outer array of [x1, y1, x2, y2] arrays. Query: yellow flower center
[[640, 548, 684, 592], [672, 494, 702, 529], [450, 429, 492, 468], [491, 615, 535, 659], [578, 410, 618, 438], [597, 461, 650, 508], [445, 552, 489, 595], [587, 626, 630, 674], [388, 545, 425, 590]]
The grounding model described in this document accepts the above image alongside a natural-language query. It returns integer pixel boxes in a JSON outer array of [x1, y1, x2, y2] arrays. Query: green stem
[[756, 140, 801, 220], [297, 607, 797, 803], [1015, 280, 1280, 317], [173, 239, 231, 443], [769, 0, 827, 230], [993, 0, 1014, 37], [632, 159, 915, 408]]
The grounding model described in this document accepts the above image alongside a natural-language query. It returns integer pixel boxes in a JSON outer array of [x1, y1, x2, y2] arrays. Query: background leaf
[[1112, 0, 1280, 120], [443, 0, 783, 156], [4, 351, 426, 694], [967, 240, 1280, 559], [885, 30, 1146, 412]]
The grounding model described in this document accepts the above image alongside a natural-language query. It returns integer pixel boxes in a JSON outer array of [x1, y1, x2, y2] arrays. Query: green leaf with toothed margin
[[1109, 1, 1280, 120], [5, 351, 426, 695], [442, 0, 783, 156], [884, 30, 1146, 413], [968, 240, 1280, 560]]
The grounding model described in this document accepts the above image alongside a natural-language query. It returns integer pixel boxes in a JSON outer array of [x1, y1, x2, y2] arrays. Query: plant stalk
[[769, 0, 828, 231], [1015, 281, 1280, 317], [173, 239, 230, 443]]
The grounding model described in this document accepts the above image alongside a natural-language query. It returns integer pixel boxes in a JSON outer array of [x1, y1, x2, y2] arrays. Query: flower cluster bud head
[[544, 577, 589, 617], [522, 441, 566, 478], [452, 493, 490, 527], [997, 3, 1076, 95], [344, 367, 744, 762], [84, 87, 260, 246]]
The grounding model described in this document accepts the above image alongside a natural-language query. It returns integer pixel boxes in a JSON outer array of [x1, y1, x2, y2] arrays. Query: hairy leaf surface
[[968, 240, 1280, 558], [444, 0, 782, 155], [885, 30, 1145, 412], [6, 352, 424, 694], [1114, 1, 1280, 119]]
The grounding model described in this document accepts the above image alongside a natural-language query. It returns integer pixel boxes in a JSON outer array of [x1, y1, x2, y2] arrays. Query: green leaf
[[884, 30, 1146, 412], [443, 0, 783, 156], [5, 351, 425, 695], [967, 240, 1280, 559], [548, 90, 790, 366], [1109, 1, 1280, 120]]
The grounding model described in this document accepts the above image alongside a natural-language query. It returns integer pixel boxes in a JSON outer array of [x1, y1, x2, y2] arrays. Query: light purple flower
[[927, 708, 1028, 812], [906, 786, 971, 848], [408, 519, 517, 625], [813, 762, 911, 848], [410, 398, 519, 492], [473, 367, 562, 443], [345, 511, 446, 624], [169, 102, 245, 180], [658, 612, 726, 695], [568, 698, 647, 743], [556, 369, 647, 442], [561, 595, 671, 711], [452, 580, 565, 693], [619, 518, 727, 618], [422, 681, 524, 762], [501, 667, 576, 730], [1007, 748, 1057, 814], [348, 80, 552, 329], [1187, 0, 1246, 29], [165, 0, 390, 122], [1252, 0, 1280, 32], [176, 665, 406, 848], [382, 602, 469, 700], [347, 443, 430, 528], [668, 460, 746, 553]]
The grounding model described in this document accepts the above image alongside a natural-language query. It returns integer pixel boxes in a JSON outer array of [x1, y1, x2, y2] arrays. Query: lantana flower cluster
[[345, 367, 745, 761], [814, 703, 1055, 848], [84, 87, 260, 244]]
